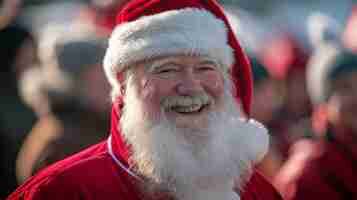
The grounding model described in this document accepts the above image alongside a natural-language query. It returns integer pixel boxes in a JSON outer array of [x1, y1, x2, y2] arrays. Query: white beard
[[120, 78, 269, 200]]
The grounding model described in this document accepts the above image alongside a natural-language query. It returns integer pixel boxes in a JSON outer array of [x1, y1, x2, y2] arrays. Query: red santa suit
[[8, 107, 282, 200], [8, 0, 282, 199]]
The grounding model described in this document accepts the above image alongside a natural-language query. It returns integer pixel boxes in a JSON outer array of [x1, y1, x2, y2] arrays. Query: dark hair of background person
[[0, 15, 38, 200]]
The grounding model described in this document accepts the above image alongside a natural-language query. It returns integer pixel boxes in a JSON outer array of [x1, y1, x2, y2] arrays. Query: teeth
[[173, 104, 203, 113]]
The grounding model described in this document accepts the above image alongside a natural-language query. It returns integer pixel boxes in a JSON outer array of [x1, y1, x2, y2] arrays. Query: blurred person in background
[[248, 56, 283, 181], [7, 0, 282, 199], [261, 34, 312, 158], [274, 29, 357, 199], [0, 0, 38, 198], [14, 22, 110, 184], [249, 56, 279, 126]]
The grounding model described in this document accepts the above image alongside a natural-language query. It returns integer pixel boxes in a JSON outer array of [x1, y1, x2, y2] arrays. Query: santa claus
[[7, 0, 282, 199]]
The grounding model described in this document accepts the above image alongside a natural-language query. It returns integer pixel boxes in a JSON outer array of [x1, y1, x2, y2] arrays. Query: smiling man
[[8, 0, 282, 200]]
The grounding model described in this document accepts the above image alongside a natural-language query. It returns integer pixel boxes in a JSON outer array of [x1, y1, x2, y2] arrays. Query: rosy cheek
[[202, 73, 225, 98], [140, 78, 155, 99], [140, 78, 173, 110]]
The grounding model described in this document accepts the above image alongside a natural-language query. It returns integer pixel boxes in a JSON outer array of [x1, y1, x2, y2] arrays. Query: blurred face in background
[[251, 79, 278, 124], [285, 69, 311, 117], [80, 64, 111, 114], [327, 70, 357, 133]]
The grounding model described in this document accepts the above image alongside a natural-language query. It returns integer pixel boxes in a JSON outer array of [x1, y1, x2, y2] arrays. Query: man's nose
[[176, 71, 203, 95]]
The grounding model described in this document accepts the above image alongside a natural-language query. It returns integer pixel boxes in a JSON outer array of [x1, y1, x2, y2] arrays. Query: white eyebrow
[[199, 59, 220, 67], [146, 56, 220, 73], [146, 57, 179, 73]]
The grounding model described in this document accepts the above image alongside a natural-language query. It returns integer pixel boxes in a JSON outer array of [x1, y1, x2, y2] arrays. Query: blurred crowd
[[1, 0, 356, 199]]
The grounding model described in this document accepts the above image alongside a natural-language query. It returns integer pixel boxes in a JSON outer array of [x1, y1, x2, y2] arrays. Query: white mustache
[[161, 93, 212, 110]]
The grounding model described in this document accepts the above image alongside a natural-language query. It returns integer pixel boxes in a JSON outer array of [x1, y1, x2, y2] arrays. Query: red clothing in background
[[293, 128, 357, 200]]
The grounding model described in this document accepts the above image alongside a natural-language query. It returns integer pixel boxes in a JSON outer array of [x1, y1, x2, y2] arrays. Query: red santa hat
[[103, 0, 253, 116]]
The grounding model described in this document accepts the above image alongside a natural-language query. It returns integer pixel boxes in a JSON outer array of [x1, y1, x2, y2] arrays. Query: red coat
[[7, 139, 282, 200], [8, 107, 282, 200]]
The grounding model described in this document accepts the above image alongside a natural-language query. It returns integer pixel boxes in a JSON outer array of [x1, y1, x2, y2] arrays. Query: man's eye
[[198, 66, 215, 71], [156, 68, 178, 74]]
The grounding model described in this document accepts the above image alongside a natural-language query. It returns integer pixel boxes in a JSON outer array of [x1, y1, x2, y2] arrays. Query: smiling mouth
[[171, 103, 209, 114]]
